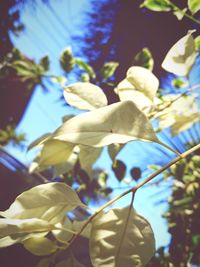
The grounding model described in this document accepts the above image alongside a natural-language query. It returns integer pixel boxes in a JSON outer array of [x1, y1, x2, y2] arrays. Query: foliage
[[0, 8, 200, 267]]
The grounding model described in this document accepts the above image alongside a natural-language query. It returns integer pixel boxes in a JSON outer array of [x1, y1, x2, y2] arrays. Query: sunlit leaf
[[89, 207, 155, 267], [75, 58, 96, 79], [132, 48, 154, 71], [0, 183, 85, 224], [108, 143, 125, 161], [79, 145, 103, 173], [140, 0, 172, 11], [115, 78, 153, 112], [0, 218, 53, 248], [53, 101, 178, 155], [55, 256, 86, 267], [28, 133, 51, 150], [23, 236, 58, 256], [188, 0, 200, 14], [126, 66, 159, 101], [171, 112, 200, 136], [162, 31, 197, 76], [173, 8, 187, 20], [63, 82, 108, 110], [100, 62, 119, 80], [53, 101, 159, 146]]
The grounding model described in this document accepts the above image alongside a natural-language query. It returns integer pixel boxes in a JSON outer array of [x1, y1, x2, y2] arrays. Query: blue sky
[[7, 0, 200, 249]]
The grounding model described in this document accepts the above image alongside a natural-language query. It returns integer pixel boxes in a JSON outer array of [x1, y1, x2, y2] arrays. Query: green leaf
[[162, 31, 197, 76], [55, 256, 86, 267], [132, 48, 154, 71], [0, 218, 53, 248], [0, 182, 85, 224], [171, 78, 189, 88], [23, 236, 58, 256], [173, 8, 187, 21], [126, 66, 159, 101], [75, 58, 96, 79], [194, 35, 200, 50], [51, 76, 67, 86], [53, 101, 160, 147], [140, 0, 172, 12], [40, 56, 50, 71], [63, 82, 108, 110], [89, 207, 155, 267], [100, 62, 119, 80], [188, 0, 200, 14], [60, 47, 75, 73]]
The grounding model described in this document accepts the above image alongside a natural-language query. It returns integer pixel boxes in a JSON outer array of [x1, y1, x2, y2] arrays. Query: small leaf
[[51, 76, 67, 86], [55, 256, 86, 267], [130, 167, 142, 181], [100, 62, 119, 80], [172, 78, 189, 88], [60, 47, 75, 73], [194, 35, 200, 50], [162, 31, 197, 76], [108, 143, 125, 161], [112, 159, 126, 181], [63, 82, 108, 110], [140, 0, 172, 11], [126, 66, 159, 101], [75, 58, 96, 79], [53, 101, 161, 147], [90, 207, 155, 267], [40, 56, 50, 71], [173, 8, 187, 21], [23, 236, 58, 256], [0, 182, 85, 224], [132, 48, 154, 71], [188, 0, 200, 14]]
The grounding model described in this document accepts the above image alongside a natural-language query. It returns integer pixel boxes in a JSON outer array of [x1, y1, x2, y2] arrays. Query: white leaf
[[0, 183, 85, 224], [28, 133, 51, 150], [90, 207, 155, 267], [29, 139, 75, 172], [0, 218, 53, 248], [126, 66, 159, 101], [171, 112, 200, 136], [53, 101, 160, 147], [162, 31, 197, 76], [108, 143, 125, 161], [115, 79, 153, 112], [79, 145, 103, 173], [63, 82, 108, 110]]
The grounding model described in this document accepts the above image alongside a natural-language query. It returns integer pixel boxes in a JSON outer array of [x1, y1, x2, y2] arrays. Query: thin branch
[[66, 143, 200, 249]]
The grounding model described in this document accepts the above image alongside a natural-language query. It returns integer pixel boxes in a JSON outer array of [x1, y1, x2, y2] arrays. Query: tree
[[0, 1, 200, 266]]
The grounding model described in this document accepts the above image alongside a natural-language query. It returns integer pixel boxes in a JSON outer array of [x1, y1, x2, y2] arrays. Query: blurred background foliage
[[0, 0, 200, 266]]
